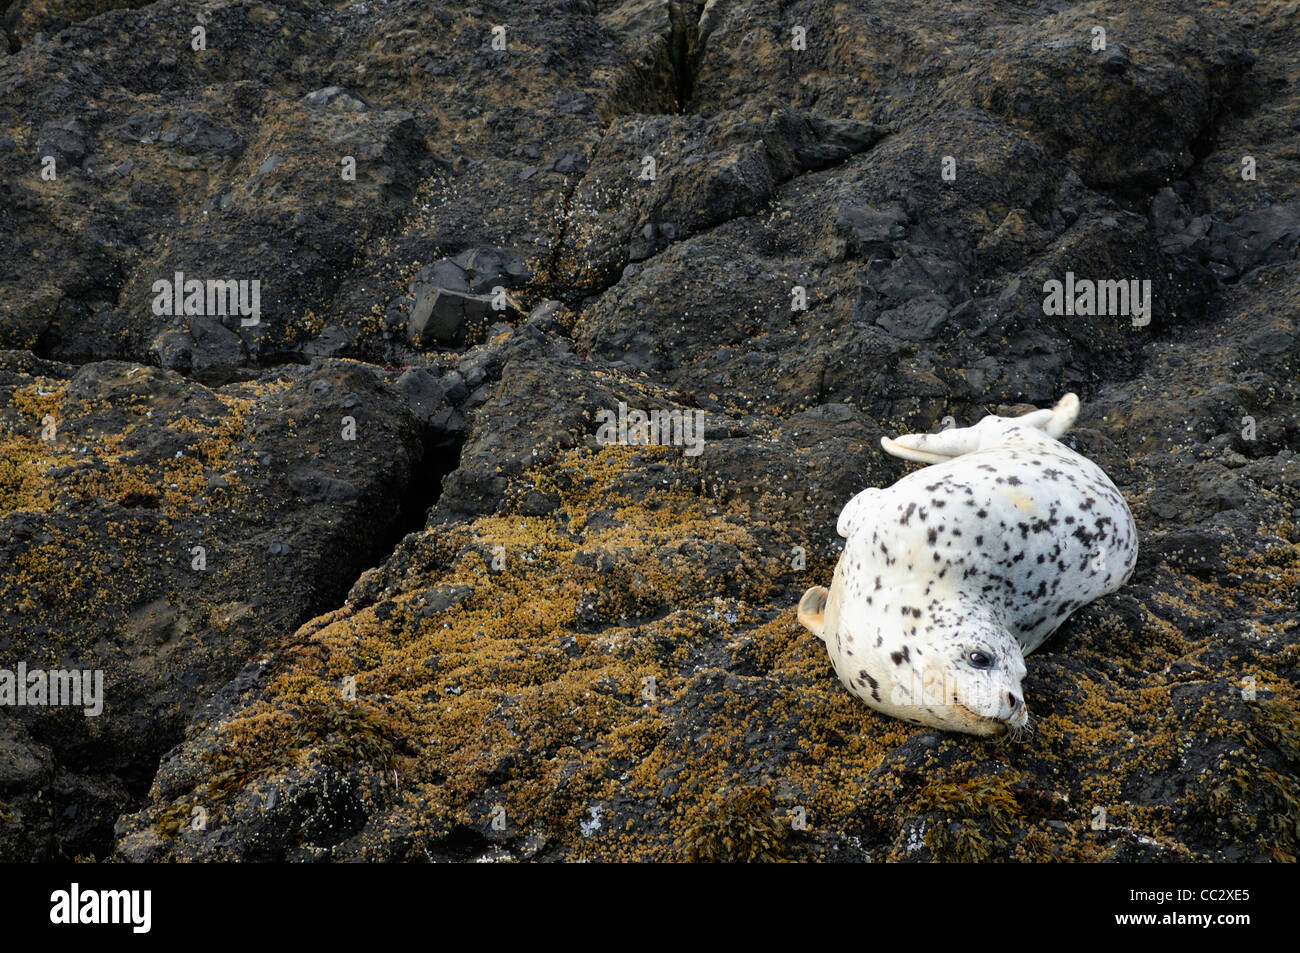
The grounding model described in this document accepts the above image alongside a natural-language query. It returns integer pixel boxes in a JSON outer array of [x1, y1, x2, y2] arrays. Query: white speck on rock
[[579, 805, 603, 838]]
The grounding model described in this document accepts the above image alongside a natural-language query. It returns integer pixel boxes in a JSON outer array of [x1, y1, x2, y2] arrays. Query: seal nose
[[1007, 693, 1020, 710]]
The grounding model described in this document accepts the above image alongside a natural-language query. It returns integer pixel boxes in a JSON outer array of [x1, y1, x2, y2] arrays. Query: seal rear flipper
[[994, 394, 1080, 439], [881, 429, 982, 464], [883, 394, 1082, 463], [1042, 392, 1080, 438], [797, 586, 829, 639]]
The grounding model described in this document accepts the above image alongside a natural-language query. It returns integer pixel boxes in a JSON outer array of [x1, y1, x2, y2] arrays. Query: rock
[[835, 201, 909, 252], [1209, 204, 1300, 277], [290, 469, 362, 503], [440, 370, 468, 404], [301, 87, 369, 110], [413, 259, 471, 294], [875, 294, 951, 342], [543, 149, 588, 174], [0, 716, 51, 791], [149, 317, 246, 380], [159, 111, 245, 157], [300, 325, 355, 359], [0, 355, 431, 859], [450, 247, 533, 293], [414, 585, 474, 615], [408, 288, 496, 346], [394, 366, 447, 424], [36, 118, 89, 168], [0, 0, 1296, 866]]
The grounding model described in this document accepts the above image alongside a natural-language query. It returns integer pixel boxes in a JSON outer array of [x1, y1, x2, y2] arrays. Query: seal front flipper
[[836, 486, 883, 538], [797, 586, 830, 640]]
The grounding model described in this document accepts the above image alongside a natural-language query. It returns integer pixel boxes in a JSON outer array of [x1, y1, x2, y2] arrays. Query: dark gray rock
[[835, 201, 909, 252], [301, 87, 369, 110], [451, 247, 532, 293], [394, 366, 448, 424], [1210, 204, 1300, 276], [36, 118, 89, 168], [408, 288, 496, 346], [160, 112, 245, 157], [291, 468, 362, 503], [149, 318, 246, 379], [875, 294, 951, 342]]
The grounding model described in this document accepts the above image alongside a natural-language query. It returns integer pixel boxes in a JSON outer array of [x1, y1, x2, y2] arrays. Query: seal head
[[800, 573, 1029, 738]]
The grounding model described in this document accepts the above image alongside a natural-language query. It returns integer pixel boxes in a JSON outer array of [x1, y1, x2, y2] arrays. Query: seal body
[[797, 394, 1137, 736]]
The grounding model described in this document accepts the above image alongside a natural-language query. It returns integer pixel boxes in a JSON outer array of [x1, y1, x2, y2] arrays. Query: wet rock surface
[[0, 0, 1296, 861]]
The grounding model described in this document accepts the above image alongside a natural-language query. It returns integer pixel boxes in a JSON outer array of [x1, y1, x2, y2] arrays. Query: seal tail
[[797, 586, 829, 640]]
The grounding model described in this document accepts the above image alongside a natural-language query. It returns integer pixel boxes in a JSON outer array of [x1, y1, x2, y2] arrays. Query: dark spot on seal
[[890, 647, 910, 665]]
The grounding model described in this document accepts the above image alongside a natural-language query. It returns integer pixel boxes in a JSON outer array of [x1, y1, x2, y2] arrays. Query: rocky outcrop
[[0, 0, 1296, 861]]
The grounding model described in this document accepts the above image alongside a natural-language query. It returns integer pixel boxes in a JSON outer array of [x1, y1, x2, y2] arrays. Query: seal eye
[[968, 650, 993, 669]]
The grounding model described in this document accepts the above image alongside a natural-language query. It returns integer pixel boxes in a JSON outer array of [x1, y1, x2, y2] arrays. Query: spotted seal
[[796, 394, 1137, 736]]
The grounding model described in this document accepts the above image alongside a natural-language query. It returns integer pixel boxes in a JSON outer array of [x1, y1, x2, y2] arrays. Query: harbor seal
[[796, 394, 1137, 737]]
